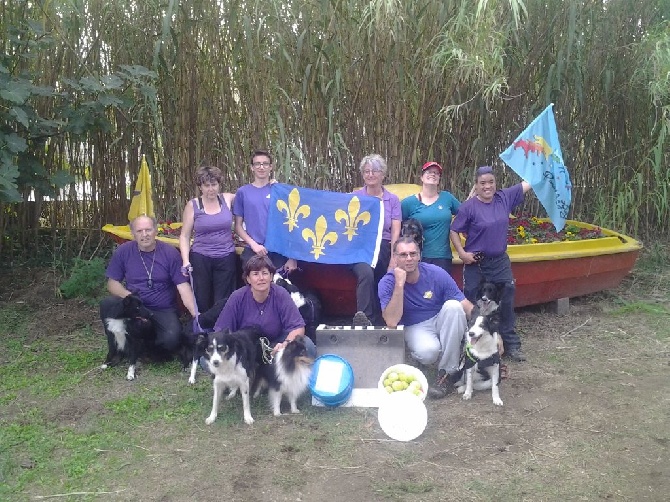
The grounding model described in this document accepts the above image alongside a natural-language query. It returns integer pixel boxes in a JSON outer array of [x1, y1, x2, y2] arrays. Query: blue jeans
[[462, 254, 521, 350]]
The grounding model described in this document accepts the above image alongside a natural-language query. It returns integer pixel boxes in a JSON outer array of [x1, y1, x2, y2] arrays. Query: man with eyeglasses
[[233, 149, 297, 273], [100, 215, 197, 361], [378, 235, 473, 399]]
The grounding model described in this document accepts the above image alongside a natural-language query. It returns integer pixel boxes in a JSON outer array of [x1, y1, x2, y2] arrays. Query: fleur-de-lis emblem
[[334, 196, 371, 241], [302, 215, 338, 259], [276, 188, 310, 232]]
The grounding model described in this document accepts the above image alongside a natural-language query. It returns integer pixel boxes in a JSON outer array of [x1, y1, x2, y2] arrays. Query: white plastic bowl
[[377, 363, 429, 402], [378, 391, 428, 441]]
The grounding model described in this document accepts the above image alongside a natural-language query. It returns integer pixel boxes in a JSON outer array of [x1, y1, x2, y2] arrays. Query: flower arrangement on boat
[[157, 221, 180, 238], [507, 215, 604, 245]]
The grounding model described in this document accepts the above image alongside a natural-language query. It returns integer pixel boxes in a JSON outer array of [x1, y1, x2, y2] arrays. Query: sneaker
[[352, 311, 372, 327], [427, 369, 455, 399], [507, 348, 526, 362]]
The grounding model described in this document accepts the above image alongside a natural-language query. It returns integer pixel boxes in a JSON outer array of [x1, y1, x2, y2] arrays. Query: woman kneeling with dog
[[212, 255, 316, 357]]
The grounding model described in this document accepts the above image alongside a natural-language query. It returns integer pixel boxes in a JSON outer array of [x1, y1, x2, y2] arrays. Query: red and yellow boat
[[103, 183, 642, 316]]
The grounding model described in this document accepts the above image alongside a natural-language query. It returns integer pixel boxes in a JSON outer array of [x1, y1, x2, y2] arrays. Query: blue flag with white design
[[265, 184, 384, 266], [499, 103, 572, 231]]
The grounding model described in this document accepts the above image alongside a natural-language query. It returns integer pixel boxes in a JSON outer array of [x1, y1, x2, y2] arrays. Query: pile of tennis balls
[[382, 368, 424, 397]]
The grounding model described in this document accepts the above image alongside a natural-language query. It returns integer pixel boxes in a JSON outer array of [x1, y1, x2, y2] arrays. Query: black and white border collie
[[456, 283, 504, 406], [182, 296, 228, 384], [198, 327, 264, 425], [102, 294, 155, 381], [253, 335, 314, 416], [273, 273, 321, 342], [400, 218, 424, 252]]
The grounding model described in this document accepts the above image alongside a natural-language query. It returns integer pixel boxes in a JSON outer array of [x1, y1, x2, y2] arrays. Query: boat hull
[[103, 184, 642, 317]]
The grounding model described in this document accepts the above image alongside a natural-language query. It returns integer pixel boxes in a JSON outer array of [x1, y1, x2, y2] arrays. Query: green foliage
[[0, 18, 157, 204], [59, 257, 107, 300]]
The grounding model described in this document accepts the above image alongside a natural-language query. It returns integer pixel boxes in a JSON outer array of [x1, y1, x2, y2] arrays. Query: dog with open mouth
[[456, 301, 504, 406]]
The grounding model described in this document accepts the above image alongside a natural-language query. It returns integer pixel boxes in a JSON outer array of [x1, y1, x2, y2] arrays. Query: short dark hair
[[476, 165, 494, 180], [243, 254, 277, 279], [393, 236, 421, 253], [194, 165, 222, 186], [251, 149, 273, 165]]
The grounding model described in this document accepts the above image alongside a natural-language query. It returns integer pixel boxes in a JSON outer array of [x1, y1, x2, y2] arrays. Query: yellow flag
[[128, 155, 155, 221]]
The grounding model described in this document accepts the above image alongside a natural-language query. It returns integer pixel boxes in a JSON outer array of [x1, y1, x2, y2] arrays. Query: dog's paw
[[100, 363, 109, 370], [226, 389, 238, 400], [188, 376, 196, 385], [493, 397, 503, 406], [205, 414, 217, 425], [290, 408, 301, 414], [462, 391, 473, 401], [243, 415, 254, 425], [456, 385, 466, 394], [126, 367, 136, 380]]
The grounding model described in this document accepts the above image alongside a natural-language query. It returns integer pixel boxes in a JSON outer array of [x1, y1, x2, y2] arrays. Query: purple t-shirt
[[352, 186, 401, 241], [213, 283, 305, 342], [190, 197, 235, 258], [378, 262, 465, 326], [106, 240, 187, 310], [233, 184, 271, 245], [450, 184, 525, 257]]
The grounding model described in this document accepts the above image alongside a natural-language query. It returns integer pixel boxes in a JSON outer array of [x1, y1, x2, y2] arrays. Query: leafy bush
[[59, 258, 107, 300]]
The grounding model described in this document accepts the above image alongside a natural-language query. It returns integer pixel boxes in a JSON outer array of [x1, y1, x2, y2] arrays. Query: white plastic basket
[[377, 363, 429, 402]]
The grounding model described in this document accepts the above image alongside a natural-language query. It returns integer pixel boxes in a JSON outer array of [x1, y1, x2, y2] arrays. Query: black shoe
[[507, 348, 526, 362], [352, 311, 372, 327], [427, 369, 455, 399]]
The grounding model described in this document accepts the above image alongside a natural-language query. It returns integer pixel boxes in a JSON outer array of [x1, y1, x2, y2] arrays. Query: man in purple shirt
[[233, 149, 297, 273], [100, 215, 196, 352], [378, 236, 474, 399], [450, 166, 532, 362]]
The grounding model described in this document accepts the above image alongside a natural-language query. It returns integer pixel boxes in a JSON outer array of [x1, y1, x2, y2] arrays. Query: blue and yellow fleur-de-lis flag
[[265, 184, 384, 267], [499, 103, 572, 231]]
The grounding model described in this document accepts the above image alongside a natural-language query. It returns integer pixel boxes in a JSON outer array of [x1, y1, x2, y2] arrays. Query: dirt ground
[[2, 266, 669, 501]]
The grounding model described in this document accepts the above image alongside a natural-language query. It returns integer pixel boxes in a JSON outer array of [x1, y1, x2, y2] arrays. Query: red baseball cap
[[421, 161, 443, 174]]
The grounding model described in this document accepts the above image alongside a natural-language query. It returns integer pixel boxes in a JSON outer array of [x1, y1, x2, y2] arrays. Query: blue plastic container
[[309, 354, 354, 407]]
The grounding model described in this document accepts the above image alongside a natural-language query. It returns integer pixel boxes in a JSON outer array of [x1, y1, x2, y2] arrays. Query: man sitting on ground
[[100, 215, 196, 353], [377, 236, 473, 399]]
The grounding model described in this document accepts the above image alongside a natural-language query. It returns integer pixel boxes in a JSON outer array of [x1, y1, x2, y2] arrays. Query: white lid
[[377, 392, 428, 441]]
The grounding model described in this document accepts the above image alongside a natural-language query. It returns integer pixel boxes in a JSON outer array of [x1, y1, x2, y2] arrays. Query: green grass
[[1, 249, 669, 500]]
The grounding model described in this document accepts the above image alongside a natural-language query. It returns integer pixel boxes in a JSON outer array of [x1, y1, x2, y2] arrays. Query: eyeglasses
[[363, 169, 383, 176], [395, 251, 419, 259], [252, 161, 272, 168]]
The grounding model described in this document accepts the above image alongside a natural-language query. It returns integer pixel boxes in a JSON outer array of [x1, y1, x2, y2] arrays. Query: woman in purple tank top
[[179, 166, 238, 313]]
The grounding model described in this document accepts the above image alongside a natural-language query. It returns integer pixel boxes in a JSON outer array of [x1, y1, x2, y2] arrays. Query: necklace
[[254, 292, 270, 316], [138, 247, 156, 289]]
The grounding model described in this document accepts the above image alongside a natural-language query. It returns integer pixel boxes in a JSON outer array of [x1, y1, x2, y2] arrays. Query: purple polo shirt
[[233, 184, 271, 245], [450, 184, 525, 257], [352, 186, 401, 241], [378, 262, 465, 326], [213, 284, 305, 342], [106, 240, 187, 310]]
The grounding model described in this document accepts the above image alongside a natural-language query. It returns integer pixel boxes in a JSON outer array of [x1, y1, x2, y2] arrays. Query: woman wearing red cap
[[401, 161, 461, 274]]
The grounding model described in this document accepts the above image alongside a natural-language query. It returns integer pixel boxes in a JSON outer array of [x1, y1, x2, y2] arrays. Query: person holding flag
[[450, 166, 531, 363]]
